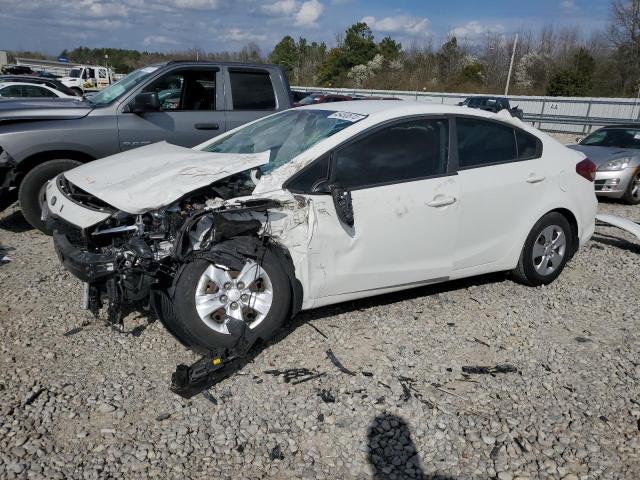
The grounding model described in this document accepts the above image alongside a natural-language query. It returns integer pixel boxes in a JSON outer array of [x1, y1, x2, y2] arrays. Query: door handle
[[427, 196, 456, 208], [194, 123, 219, 130], [526, 174, 545, 184]]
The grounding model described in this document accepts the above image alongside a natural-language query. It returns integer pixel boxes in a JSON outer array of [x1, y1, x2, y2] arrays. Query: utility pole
[[504, 33, 518, 96]]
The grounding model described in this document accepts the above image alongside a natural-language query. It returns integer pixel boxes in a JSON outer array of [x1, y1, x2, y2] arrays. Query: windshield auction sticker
[[327, 111, 368, 122]]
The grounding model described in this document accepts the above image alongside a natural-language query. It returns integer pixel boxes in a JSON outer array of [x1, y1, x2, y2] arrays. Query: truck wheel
[[18, 159, 82, 233], [171, 242, 291, 355], [70, 87, 83, 96]]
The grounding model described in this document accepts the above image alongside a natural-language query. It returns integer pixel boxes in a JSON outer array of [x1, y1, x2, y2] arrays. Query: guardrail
[[292, 86, 640, 135]]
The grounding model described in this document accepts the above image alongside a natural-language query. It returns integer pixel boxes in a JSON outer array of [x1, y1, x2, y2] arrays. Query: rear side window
[[456, 118, 517, 168], [516, 130, 540, 159], [333, 118, 449, 189], [230, 70, 276, 110]]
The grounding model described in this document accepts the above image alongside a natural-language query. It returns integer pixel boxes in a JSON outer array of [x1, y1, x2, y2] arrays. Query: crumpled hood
[[0, 97, 92, 122], [64, 141, 269, 214], [567, 145, 639, 166]]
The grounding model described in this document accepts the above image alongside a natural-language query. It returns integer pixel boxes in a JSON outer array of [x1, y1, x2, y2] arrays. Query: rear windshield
[[203, 109, 366, 174]]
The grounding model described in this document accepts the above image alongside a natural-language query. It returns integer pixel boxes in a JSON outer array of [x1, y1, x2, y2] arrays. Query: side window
[[333, 118, 449, 189], [0, 86, 22, 97], [515, 129, 541, 159], [229, 70, 276, 110], [25, 85, 56, 98], [285, 155, 330, 193], [143, 69, 216, 111], [456, 118, 517, 168]]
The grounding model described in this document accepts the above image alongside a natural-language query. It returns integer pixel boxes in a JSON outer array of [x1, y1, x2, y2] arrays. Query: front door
[[117, 67, 226, 150], [306, 117, 458, 301]]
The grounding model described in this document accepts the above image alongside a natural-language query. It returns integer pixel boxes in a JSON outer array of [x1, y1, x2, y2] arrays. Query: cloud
[[361, 14, 430, 36], [295, 0, 324, 26], [85, 2, 130, 18], [224, 27, 268, 42], [560, 0, 578, 10], [167, 0, 219, 8], [262, 0, 299, 15], [143, 35, 181, 46], [448, 21, 504, 41]]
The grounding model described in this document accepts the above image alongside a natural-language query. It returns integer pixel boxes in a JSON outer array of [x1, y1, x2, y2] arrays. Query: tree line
[[7, 0, 640, 98]]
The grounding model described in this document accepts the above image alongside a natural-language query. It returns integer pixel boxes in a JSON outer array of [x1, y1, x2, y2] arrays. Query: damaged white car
[[45, 102, 598, 355]]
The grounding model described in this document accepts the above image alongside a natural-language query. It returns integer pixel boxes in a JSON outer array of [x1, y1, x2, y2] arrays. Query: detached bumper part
[[53, 232, 117, 283], [0, 149, 18, 211]]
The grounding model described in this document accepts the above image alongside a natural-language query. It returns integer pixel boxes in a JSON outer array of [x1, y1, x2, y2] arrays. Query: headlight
[[598, 158, 631, 171]]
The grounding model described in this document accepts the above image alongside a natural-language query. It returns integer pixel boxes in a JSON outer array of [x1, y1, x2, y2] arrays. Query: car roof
[[598, 124, 640, 130], [298, 99, 507, 120], [0, 81, 52, 87]]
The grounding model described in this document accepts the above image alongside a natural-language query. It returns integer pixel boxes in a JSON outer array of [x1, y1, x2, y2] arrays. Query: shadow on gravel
[[185, 272, 507, 395], [367, 413, 456, 480], [0, 210, 33, 233], [0, 244, 14, 266], [592, 233, 640, 254]]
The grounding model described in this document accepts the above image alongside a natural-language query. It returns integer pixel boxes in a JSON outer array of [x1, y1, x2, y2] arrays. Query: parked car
[[46, 101, 597, 355], [0, 82, 75, 99], [291, 89, 316, 102], [0, 75, 80, 97], [294, 93, 353, 106], [568, 125, 640, 204], [0, 61, 293, 231], [1, 65, 33, 75], [459, 96, 524, 119]]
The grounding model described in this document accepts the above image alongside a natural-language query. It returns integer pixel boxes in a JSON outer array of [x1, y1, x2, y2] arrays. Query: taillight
[[576, 158, 596, 182]]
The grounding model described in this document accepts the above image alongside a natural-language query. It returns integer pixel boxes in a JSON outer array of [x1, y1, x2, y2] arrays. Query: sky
[[0, 0, 613, 55]]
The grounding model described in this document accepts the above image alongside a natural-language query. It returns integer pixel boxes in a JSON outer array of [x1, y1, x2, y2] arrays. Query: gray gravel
[[1, 192, 639, 478]]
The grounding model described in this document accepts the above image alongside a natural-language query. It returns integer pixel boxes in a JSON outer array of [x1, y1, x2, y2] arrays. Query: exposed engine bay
[[48, 168, 303, 335]]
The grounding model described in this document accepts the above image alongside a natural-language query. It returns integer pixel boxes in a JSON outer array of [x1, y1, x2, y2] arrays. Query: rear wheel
[[18, 159, 82, 233], [622, 170, 640, 205], [512, 212, 573, 286], [172, 243, 291, 355]]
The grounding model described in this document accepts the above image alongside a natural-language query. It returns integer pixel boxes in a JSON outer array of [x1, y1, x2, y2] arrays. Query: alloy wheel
[[194, 260, 273, 334], [532, 225, 567, 276]]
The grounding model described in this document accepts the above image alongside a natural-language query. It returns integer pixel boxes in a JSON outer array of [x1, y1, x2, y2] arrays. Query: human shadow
[[367, 412, 456, 480]]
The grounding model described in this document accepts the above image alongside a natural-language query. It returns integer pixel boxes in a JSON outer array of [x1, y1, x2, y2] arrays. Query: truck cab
[[61, 65, 112, 95]]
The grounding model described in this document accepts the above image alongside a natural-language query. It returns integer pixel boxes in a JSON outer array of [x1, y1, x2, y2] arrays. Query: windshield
[[69, 68, 82, 78], [580, 128, 640, 149], [204, 109, 366, 174], [88, 66, 160, 106]]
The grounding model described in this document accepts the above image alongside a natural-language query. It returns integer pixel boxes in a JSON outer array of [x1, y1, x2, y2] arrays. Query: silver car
[[568, 125, 640, 204]]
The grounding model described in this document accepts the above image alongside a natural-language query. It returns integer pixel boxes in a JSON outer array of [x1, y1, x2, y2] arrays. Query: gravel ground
[[1, 166, 640, 479]]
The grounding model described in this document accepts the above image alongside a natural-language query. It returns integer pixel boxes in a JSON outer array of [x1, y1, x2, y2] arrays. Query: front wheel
[[171, 242, 291, 355], [623, 170, 640, 205], [18, 159, 82, 233], [512, 212, 573, 286]]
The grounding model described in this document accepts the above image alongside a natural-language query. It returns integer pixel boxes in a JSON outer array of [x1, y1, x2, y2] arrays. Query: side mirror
[[575, 137, 583, 144], [457, 101, 463, 106], [311, 179, 331, 194], [128, 92, 161, 114], [330, 184, 354, 228]]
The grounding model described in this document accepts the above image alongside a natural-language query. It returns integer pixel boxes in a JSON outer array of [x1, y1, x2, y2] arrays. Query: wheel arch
[[548, 207, 579, 257], [14, 150, 95, 185]]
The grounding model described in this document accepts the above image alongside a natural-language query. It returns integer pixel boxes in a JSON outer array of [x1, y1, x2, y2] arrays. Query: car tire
[[70, 87, 83, 96], [18, 159, 82, 233], [171, 241, 291, 355], [622, 170, 640, 205], [511, 212, 573, 286]]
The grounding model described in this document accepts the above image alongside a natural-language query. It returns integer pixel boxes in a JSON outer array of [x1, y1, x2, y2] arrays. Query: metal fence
[[292, 86, 640, 135]]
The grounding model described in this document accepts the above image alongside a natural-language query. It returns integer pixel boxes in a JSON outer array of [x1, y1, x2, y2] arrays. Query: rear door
[[116, 66, 226, 150], [223, 68, 279, 131], [452, 116, 548, 271], [302, 117, 458, 300]]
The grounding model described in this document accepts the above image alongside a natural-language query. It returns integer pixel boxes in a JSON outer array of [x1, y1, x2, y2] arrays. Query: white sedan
[[0, 81, 75, 99], [46, 101, 598, 354]]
